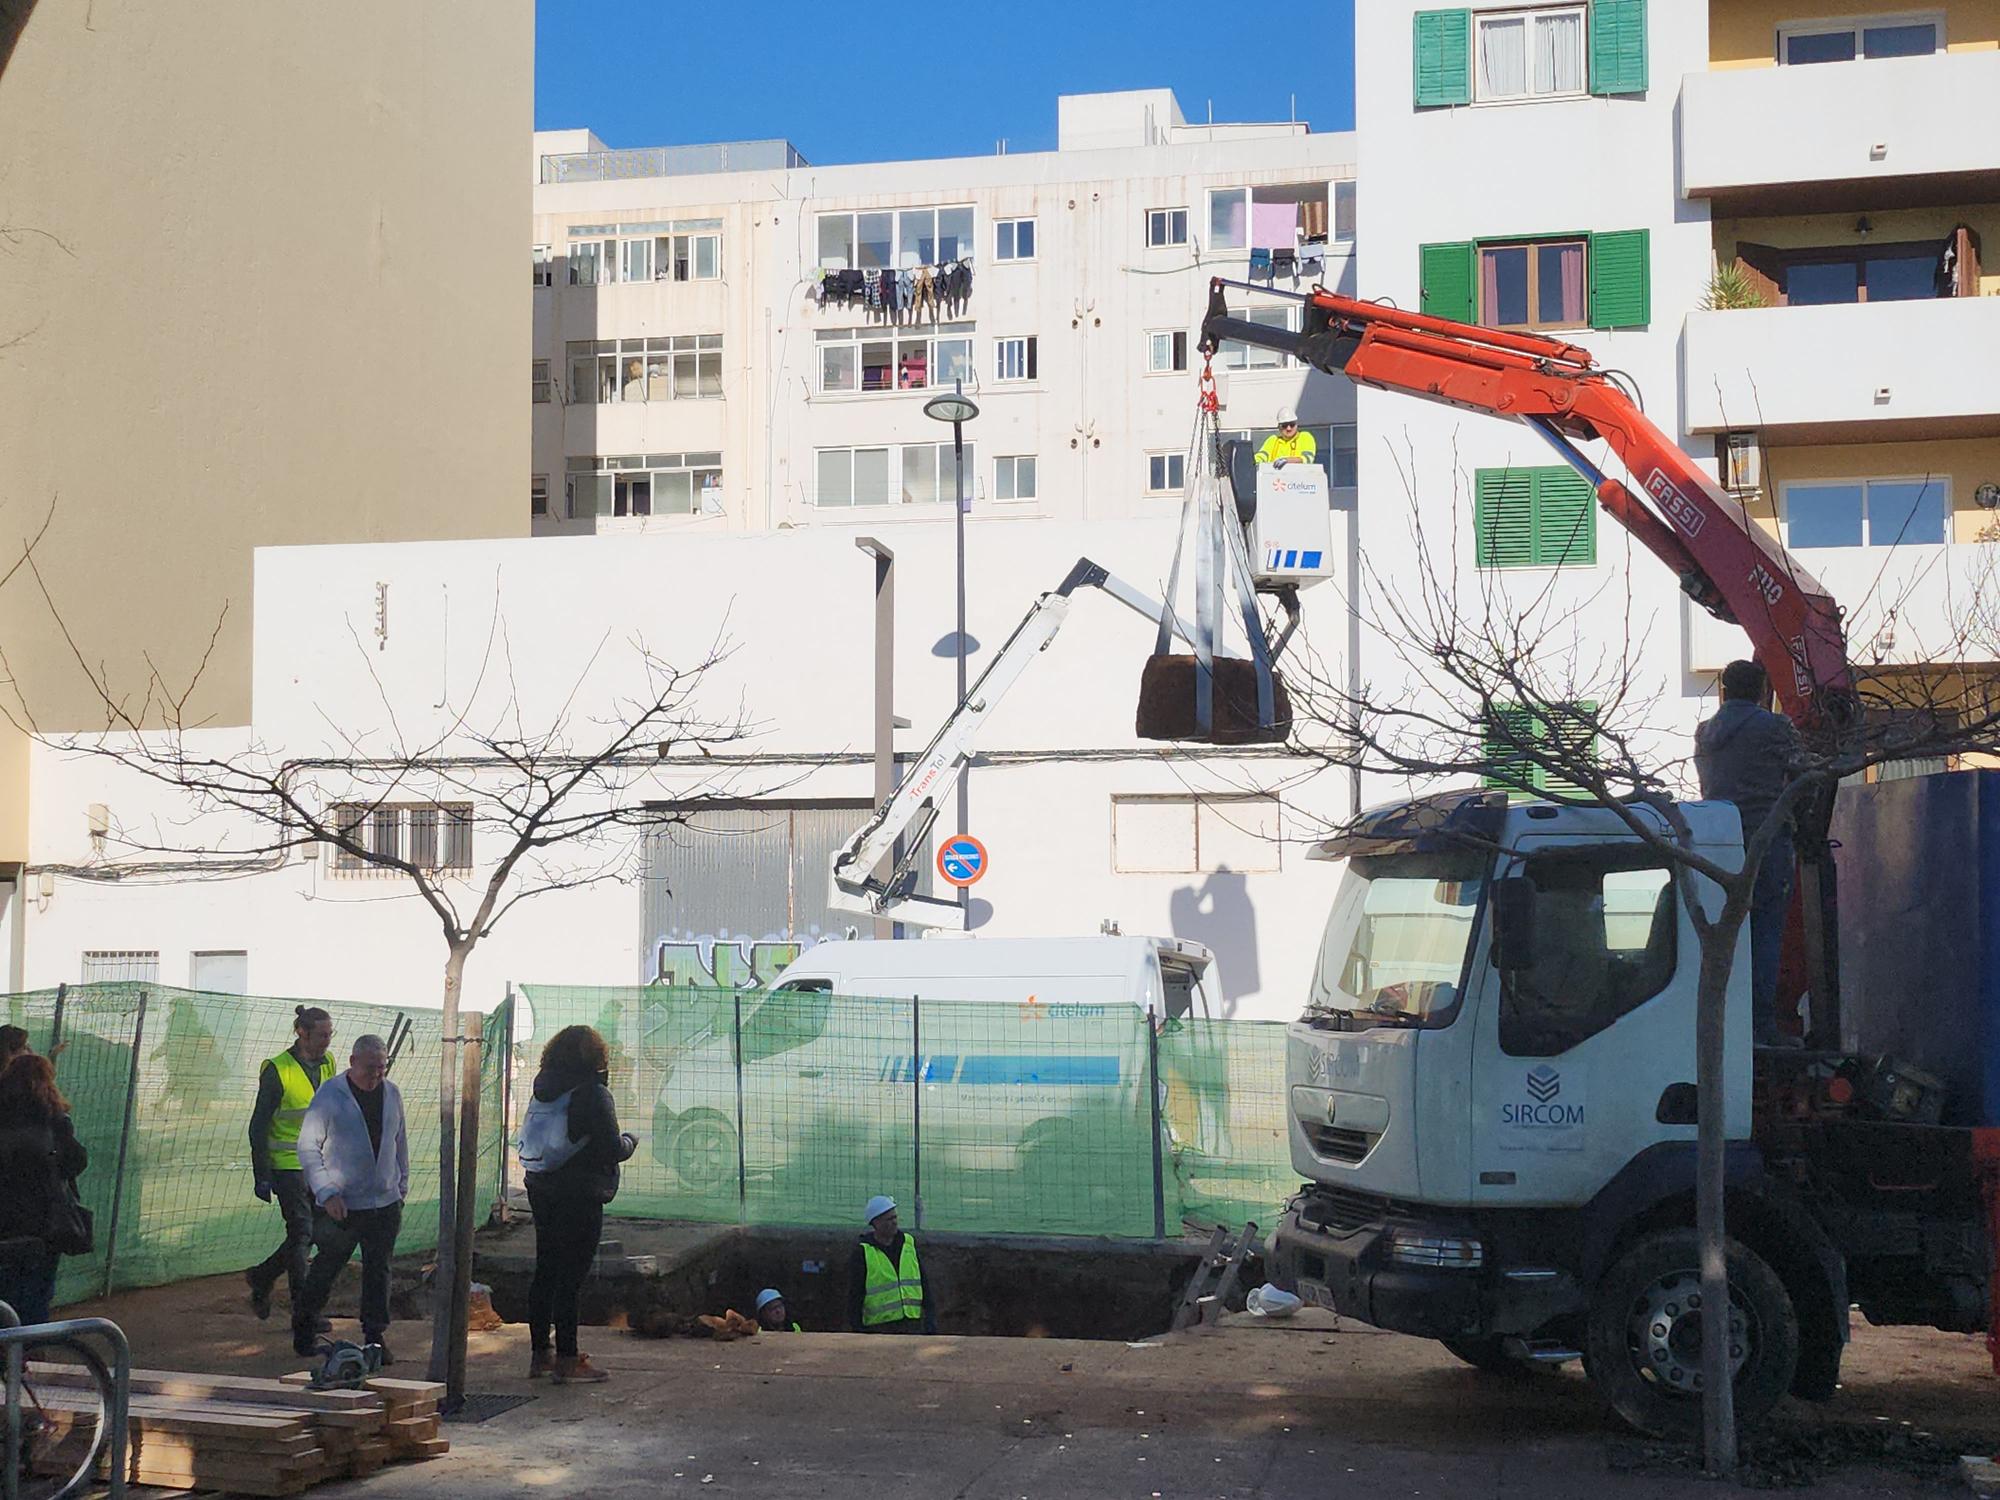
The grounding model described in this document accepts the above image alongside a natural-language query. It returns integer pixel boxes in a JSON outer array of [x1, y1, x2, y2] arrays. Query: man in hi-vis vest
[[245, 1005, 337, 1324], [847, 1195, 934, 1334]]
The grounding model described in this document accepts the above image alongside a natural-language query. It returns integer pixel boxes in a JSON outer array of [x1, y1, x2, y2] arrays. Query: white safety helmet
[[755, 1288, 784, 1312], [1276, 406, 1299, 426], [864, 1194, 897, 1225]]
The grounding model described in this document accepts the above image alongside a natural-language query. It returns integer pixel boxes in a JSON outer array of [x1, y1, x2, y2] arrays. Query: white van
[[649, 936, 1219, 1223]]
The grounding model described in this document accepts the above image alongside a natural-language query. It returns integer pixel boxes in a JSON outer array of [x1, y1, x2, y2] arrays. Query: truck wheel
[[1439, 1336, 1528, 1375], [669, 1110, 738, 1193], [1584, 1229, 1798, 1438]]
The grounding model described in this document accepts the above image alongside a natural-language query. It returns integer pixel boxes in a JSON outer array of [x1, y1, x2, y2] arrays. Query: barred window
[[328, 803, 474, 875]]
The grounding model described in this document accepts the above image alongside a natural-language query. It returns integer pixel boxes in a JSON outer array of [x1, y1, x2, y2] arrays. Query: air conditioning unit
[[1723, 432, 1761, 494]]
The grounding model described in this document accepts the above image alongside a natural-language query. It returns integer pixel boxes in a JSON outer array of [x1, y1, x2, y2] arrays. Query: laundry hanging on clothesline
[[813, 258, 974, 322]]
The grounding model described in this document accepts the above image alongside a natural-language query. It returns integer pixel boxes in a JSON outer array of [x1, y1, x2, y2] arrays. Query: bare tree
[[1266, 447, 2000, 1472], [10, 569, 768, 1398]]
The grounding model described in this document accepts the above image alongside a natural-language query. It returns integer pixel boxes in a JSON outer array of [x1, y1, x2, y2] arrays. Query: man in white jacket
[[291, 1034, 409, 1360]]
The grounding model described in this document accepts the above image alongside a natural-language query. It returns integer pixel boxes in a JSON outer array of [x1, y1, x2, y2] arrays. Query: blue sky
[[535, 0, 1356, 164]]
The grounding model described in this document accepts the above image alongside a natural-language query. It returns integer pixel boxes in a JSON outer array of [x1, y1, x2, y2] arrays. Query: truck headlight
[[1384, 1231, 1483, 1270]]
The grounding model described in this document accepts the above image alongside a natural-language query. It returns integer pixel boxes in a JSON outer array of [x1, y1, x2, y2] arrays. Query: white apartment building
[[1354, 0, 2000, 796], [527, 90, 1359, 537]]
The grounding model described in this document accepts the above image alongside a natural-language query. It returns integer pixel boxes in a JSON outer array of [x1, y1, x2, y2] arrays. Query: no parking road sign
[[937, 835, 988, 888]]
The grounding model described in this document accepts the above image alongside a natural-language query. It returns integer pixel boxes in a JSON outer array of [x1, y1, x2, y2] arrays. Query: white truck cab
[[1273, 788, 1992, 1438]]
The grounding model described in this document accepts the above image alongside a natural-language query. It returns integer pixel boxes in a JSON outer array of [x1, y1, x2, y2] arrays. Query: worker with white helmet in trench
[[1254, 407, 1316, 468], [848, 1195, 935, 1334]]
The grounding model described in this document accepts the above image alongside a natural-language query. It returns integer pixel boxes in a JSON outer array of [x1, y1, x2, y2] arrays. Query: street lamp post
[[924, 381, 980, 908]]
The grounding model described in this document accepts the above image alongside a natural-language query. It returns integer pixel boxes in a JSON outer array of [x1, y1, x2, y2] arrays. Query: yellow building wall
[[1711, 0, 2000, 67], [1737, 437, 2000, 544], [1714, 206, 2000, 296], [0, 0, 532, 862]]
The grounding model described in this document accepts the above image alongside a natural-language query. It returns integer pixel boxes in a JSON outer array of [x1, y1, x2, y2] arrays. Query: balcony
[[1683, 297, 2000, 442], [1681, 51, 2000, 212], [1685, 539, 2000, 674]]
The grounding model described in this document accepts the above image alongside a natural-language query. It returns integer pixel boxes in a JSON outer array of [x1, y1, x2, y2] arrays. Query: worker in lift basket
[[1693, 658, 1804, 1048], [1253, 407, 1317, 468], [848, 1196, 936, 1334]]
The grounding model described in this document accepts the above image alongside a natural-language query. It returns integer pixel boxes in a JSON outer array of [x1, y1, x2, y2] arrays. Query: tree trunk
[[427, 944, 469, 1384], [1694, 921, 1743, 1475]]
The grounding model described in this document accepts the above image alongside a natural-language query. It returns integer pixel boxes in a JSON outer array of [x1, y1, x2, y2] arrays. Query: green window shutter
[[1413, 10, 1473, 107], [1589, 0, 1649, 95], [1419, 241, 1476, 323], [1537, 701, 1599, 799], [1532, 468, 1597, 567], [1482, 705, 1541, 793], [1475, 469, 1537, 568], [1590, 229, 1651, 329]]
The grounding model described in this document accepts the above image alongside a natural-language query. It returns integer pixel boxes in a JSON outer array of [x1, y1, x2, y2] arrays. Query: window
[[328, 804, 474, 874], [995, 455, 1037, 502], [817, 206, 973, 270], [1781, 14, 1941, 64], [1499, 851, 1676, 1056], [814, 443, 975, 507], [1112, 795, 1281, 874], [1147, 208, 1189, 248], [565, 336, 722, 404], [1475, 466, 1596, 567], [995, 336, 1037, 382], [1208, 188, 1247, 251], [995, 218, 1036, 261], [1148, 330, 1189, 374], [566, 453, 723, 520], [532, 245, 553, 288], [1310, 852, 1486, 1028], [1421, 230, 1649, 329], [531, 359, 552, 403], [80, 950, 159, 984], [1217, 305, 1295, 369], [621, 236, 654, 284], [1482, 701, 1598, 796], [1476, 5, 1586, 100], [1768, 243, 1943, 306], [1334, 180, 1357, 243], [1480, 237, 1587, 329], [816, 324, 973, 395], [531, 474, 549, 518], [1148, 452, 1186, 494], [567, 237, 612, 286], [1784, 477, 1948, 549]]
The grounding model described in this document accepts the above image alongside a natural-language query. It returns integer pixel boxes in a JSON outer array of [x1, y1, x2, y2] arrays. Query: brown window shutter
[[1953, 226, 1981, 297], [1732, 245, 1781, 307]]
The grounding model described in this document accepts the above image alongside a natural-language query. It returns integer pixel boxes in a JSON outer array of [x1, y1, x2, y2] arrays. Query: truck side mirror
[[1490, 876, 1537, 972]]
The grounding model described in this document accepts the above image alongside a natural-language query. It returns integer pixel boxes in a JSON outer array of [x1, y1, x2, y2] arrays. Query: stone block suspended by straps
[[1135, 655, 1292, 746]]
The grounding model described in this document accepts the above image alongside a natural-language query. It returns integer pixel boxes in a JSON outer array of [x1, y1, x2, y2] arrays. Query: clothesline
[[813, 258, 975, 322]]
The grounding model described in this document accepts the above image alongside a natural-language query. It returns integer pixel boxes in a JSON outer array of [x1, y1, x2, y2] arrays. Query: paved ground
[[39, 1265, 1997, 1498]]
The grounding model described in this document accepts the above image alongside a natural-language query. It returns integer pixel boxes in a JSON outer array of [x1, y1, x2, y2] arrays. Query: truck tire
[[1584, 1228, 1798, 1439], [1439, 1336, 1528, 1375]]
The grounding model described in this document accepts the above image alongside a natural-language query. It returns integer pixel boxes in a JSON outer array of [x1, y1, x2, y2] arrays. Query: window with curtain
[[1479, 238, 1587, 330], [1477, 6, 1587, 100]]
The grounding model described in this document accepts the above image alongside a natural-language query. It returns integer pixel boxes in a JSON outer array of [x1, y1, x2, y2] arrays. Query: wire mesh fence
[[0, 983, 507, 1310], [511, 985, 1298, 1238]]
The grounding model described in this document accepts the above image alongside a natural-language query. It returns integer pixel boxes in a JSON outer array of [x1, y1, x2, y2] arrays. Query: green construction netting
[[512, 986, 1298, 1239], [0, 984, 508, 1309]]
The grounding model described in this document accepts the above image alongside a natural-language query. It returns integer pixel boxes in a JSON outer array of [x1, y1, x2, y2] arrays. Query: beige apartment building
[[0, 0, 533, 896]]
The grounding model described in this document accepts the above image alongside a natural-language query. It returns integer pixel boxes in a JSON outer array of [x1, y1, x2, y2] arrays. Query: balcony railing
[[540, 140, 807, 185]]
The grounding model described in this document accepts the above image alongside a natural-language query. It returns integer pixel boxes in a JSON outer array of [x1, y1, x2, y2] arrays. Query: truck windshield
[[1306, 852, 1487, 1027]]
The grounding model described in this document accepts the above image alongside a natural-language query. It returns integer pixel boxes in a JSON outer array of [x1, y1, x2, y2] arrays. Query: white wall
[[25, 521, 1353, 1020], [1352, 3, 1721, 792]]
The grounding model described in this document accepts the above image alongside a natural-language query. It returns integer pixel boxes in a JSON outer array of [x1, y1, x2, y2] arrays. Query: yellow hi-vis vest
[[1254, 430, 1317, 465], [267, 1050, 336, 1171], [860, 1236, 924, 1328]]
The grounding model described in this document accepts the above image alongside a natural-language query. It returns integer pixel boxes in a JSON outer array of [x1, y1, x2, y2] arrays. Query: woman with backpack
[[518, 1024, 635, 1384], [0, 1053, 90, 1325]]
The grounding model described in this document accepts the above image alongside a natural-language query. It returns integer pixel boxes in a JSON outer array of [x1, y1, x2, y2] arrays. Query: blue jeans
[[1750, 833, 1795, 1046], [0, 1239, 59, 1326]]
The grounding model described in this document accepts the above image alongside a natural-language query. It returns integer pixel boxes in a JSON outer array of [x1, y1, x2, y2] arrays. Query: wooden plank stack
[[23, 1364, 449, 1496]]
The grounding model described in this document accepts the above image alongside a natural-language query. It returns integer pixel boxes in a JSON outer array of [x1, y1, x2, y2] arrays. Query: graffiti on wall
[[650, 930, 832, 990]]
